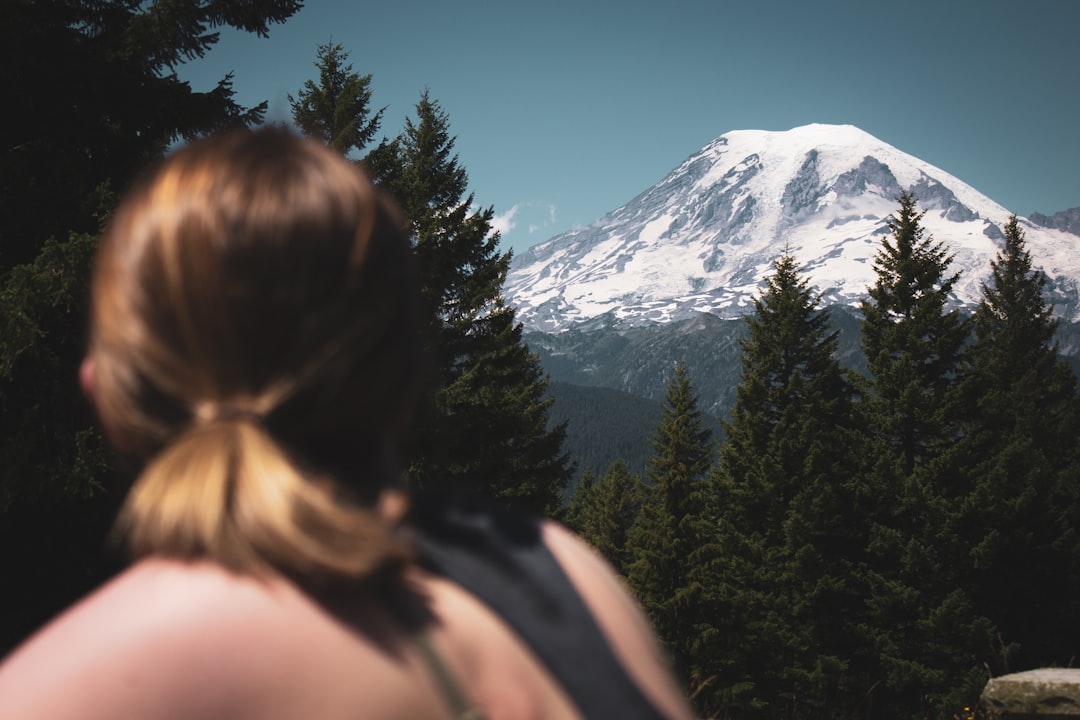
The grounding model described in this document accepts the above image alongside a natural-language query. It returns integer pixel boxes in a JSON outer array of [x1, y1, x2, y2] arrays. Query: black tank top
[[408, 495, 670, 720]]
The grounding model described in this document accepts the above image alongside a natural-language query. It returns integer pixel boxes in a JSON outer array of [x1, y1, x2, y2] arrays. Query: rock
[[981, 669, 1080, 718]]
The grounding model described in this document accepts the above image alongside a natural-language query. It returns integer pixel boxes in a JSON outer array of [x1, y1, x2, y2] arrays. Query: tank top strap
[[408, 493, 668, 720], [410, 627, 487, 720]]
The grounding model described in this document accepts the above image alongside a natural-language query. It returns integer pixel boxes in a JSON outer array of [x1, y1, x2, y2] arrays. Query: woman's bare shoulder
[[540, 522, 694, 720], [0, 559, 461, 720], [0, 559, 308, 720]]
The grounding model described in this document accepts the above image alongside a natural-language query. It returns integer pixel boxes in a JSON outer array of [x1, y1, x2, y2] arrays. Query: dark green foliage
[[0, 230, 111, 511], [565, 459, 644, 574], [0, 0, 302, 653], [720, 250, 856, 536], [1, 0, 300, 271], [560, 469, 596, 535], [289, 42, 384, 157], [433, 301, 572, 513], [1, 0, 301, 506], [860, 191, 970, 475], [366, 92, 500, 343], [713, 251, 870, 718], [627, 362, 720, 707], [858, 193, 988, 717], [368, 92, 571, 513], [545, 381, 663, 482], [949, 216, 1080, 670]]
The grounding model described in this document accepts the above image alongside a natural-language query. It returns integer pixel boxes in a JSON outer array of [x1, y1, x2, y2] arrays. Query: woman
[[0, 127, 691, 719]]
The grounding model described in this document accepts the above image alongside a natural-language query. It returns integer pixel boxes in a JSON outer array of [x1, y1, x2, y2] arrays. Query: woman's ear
[[80, 355, 126, 452], [79, 355, 96, 405]]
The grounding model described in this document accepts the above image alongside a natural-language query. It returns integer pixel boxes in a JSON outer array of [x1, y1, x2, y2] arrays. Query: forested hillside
[[546, 381, 661, 482], [563, 202, 1080, 718]]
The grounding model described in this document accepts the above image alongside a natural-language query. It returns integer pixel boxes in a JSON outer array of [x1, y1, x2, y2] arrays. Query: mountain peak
[[722, 123, 877, 147], [506, 124, 1080, 333]]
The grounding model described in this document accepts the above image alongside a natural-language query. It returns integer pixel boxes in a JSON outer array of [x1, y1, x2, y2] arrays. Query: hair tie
[[215, 405, 264, 424], [193, 401, 264, 426]]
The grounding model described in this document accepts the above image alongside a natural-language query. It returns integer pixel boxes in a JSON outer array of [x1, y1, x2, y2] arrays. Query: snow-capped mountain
[[505, 124, 1080, 333]]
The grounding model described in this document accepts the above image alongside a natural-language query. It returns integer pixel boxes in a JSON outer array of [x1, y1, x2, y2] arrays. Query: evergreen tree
[[714, 250, 871, 718], [720, 250, 855, 538], [626, 362, 720, 709], [368, 92, 571, 513], [2, 0, 301, 506], [860, 191, 969, 475], [0, 228, 109, 511], [2, 0, 300, 271], [951, 215, 1080, 669], [561, 470, 596, 535], [289, 42, 383, 157], [573, 459, 643, 575], [0, 0, 302, 654], [858, 192, 986, 717]]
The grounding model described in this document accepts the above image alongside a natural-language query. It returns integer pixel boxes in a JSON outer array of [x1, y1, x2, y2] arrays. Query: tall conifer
[[574, 459, 643, 575], [627, 362, 719, 709], [860, 191, 969, 474], [715, 251, 869, 717], [561, 470, 596, 535], [858, 192, 983, 716], [289, 42, 383, 157], [0, 0, 302, 654], [368, 92, 571, 513], [951, 215, 1080, 668], [720, 251, 855, 537], [1, 0, 300, 271]]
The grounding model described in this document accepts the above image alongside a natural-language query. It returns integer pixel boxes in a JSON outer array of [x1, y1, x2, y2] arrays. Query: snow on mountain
[[505, 124, 1080, 333]]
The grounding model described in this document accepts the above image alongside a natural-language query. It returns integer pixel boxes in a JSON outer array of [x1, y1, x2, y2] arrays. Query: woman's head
[[87, 127, 419, 580]]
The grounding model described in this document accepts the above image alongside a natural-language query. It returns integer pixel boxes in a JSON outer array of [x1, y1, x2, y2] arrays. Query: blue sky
[[178, 0, 1080, 257]]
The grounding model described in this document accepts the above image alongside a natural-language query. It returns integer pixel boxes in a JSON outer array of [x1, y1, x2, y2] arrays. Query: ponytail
[[91, 127, 422, 585], [116, 417, 413, 581]]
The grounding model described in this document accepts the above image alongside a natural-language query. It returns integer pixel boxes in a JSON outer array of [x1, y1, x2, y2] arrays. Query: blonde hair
[[89, 127, 419, 582]]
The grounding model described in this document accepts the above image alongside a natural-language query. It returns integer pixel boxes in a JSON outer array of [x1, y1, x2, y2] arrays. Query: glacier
[[504, 124, 1080, 333]]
